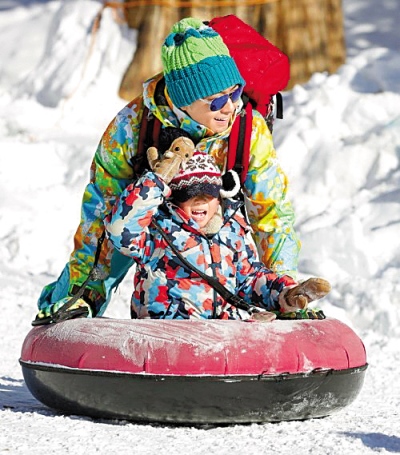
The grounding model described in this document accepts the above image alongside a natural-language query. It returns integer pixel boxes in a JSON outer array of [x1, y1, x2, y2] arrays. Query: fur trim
[[220, 170, 241, 199], [203, 205, 223, 235]]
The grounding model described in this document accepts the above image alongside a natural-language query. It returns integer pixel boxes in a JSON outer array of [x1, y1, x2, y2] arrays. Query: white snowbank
[[0, 0, 399, 453]]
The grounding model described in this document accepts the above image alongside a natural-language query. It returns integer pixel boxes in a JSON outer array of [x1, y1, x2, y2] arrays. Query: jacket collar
[[142, 73, 241, 144]]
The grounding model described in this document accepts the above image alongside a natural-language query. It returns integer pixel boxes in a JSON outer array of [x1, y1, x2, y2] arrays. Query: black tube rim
[[20, 359, 368, 381]]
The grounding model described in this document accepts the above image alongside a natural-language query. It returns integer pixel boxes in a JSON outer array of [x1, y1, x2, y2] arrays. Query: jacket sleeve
[[243, 111, 301, 279], [104, 172, 170, 260], [67, 98, 145, 302], [234, 229, 297, 311]]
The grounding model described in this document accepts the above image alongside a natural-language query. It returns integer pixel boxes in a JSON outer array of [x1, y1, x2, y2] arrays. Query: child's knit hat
[[161, 17, 245, 108], [170, 151, 240, 202]]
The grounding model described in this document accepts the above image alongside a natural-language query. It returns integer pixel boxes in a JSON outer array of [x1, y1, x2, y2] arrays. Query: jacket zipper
[[176, 200, 247, 319], [204, 236, 219, 319], [205, 202, 245, 319]]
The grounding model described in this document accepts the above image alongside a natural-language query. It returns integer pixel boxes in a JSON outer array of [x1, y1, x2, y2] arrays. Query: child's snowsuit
[[104, 171, 296, 320]]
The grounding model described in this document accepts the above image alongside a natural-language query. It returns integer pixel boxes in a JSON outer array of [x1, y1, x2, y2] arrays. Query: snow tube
[[20, 318, 367, 424]]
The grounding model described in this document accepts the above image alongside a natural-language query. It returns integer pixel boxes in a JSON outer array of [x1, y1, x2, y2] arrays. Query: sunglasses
[[199, 86, 243, 111]]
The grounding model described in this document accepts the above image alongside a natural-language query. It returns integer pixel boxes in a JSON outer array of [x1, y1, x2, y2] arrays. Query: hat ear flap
[[220, 170, 241, 198]]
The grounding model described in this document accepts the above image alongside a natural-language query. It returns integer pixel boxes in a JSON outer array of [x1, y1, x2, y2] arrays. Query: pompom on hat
[[170, 151, 240, 203], [161, 17, 245, 108]]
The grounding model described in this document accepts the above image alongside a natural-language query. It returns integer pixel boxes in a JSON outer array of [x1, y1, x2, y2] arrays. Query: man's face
[[181, 85, 240, 133]]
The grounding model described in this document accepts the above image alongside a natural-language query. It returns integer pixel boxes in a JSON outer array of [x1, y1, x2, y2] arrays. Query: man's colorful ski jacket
[[37, 73, 300, 316]]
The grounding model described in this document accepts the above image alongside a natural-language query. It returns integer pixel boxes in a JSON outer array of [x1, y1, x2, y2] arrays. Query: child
[[104, 139, 330, 321]]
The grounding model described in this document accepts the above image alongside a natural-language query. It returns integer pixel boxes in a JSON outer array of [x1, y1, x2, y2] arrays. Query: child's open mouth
[[191, 209, 207, 222]]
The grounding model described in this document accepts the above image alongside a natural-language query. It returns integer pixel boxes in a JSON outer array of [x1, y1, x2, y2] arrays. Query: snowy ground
[[0, 0, 399, 453]]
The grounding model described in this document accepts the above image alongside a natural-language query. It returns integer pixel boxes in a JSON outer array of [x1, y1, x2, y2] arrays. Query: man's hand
[[33, 297, 92, 326]]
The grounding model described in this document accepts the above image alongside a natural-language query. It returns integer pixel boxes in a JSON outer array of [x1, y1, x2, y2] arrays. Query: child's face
[[181, 85, 240, 133], [177, 194, 220, 229]]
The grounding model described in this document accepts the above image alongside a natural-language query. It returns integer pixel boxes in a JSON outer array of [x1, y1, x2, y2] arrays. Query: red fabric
[[209, 15, 290, 106], [211, 15, 290, 181], [227, 114, 240, 171], [227, 102, 253, 184], [21, 318, 367, 376], [241, 103, 253, 181]]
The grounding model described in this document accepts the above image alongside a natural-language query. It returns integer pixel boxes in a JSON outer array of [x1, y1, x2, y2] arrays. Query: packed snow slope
[[0, 0, 399, 454]]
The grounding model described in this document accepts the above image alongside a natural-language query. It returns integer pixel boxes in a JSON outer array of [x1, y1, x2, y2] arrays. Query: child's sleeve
[[104, 172, 171, 261], [235, 229, 297, 311]]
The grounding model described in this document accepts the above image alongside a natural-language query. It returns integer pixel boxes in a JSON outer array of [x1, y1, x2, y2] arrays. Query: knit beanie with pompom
[[170, 152, 222, 202], [170, 151, 241, 203]]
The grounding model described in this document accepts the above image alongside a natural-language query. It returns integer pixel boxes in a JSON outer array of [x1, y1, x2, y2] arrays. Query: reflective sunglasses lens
[[231, 86, 243, 102], [209, 86, 243, 111], [210, 94, 229, 111]]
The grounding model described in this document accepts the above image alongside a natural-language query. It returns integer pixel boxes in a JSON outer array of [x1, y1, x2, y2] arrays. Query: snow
[[0, 0, 399, 453]]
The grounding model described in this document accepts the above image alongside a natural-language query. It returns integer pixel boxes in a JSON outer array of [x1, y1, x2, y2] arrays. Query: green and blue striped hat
[[161, 18, 245, 108]]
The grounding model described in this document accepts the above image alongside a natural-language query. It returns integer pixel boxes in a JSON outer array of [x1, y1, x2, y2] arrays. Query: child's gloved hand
[[32, 297, 92, 326], [279, 277, 331, 313], [147, 136, 195, 184]]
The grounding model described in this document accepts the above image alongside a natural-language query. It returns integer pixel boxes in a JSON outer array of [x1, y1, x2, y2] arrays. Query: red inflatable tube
[[20, 318, 367, 424]]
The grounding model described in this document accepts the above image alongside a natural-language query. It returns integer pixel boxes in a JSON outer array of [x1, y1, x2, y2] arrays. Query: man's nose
[[220, 98, 235, 113]]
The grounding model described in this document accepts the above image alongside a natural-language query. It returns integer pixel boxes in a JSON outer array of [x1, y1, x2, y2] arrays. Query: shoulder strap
[[133, 81, 165, 178], [133, 108, 162, 178], [264, 92, 283, 133], [132, 106, 154, 178], [228, 92, 283, 183], [227, 101, 253, 185]]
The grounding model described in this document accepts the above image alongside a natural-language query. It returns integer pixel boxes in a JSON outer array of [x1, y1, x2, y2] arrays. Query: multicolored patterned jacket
[[105, 171, 296, 319], [37, 73, 300, 316]]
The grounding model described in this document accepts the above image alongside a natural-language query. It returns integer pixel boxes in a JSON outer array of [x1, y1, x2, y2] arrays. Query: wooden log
[[119, 3, 178, 100], [260, 0, 345, 89], [325, 0, 346, 74], [118, 0, 346, 100], [123, 3, 147, 29]]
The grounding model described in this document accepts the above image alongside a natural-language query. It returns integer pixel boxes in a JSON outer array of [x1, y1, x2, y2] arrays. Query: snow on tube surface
[[20, 317, 367, 424]]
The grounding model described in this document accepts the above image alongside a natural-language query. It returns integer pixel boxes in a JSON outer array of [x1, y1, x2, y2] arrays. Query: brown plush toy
[[147, 136, 195, 184]]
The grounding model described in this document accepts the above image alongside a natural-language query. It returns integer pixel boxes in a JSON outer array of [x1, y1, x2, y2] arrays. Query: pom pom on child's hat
[[161, 17, 245, 108], [170, 151, 240, 202]]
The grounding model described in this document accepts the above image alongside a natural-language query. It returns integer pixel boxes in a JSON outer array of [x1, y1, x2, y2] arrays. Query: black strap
[[233, 96, 249, 178], [151, 221, 259, 315], [276, 92, 283, 119], [144, 77, 166, 152], [144, 110, 156, 152], [132, 78, 167, 178]]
